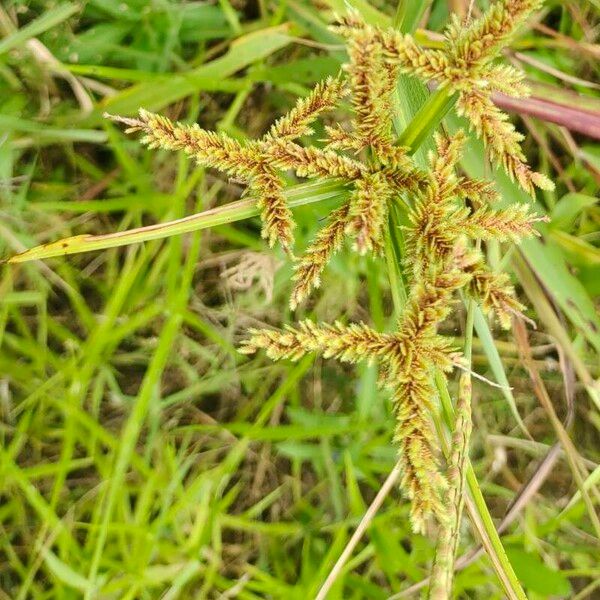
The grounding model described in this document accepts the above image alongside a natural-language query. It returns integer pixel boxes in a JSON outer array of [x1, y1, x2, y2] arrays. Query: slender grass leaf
[[473, 305, 530, 437], [43, 551, 94, 594], [87, 24, 294, 120], [550, 192, 597, 230], [0, 3, 78, 56], [6, 180, 348, 263]]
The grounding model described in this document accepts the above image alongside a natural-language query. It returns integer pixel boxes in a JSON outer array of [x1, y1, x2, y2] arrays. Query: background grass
[[1, 0, 599, 598]]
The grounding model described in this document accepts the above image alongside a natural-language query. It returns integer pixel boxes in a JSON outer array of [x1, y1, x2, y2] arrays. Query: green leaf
[[0, 3, 79, 56], [548, 229, 600, 266], [473, 305, 530, 437], [43, 550, 94, 594], [85, 24, 294, 120], [505, 548, 572, 596], [521, 233, 600, 352], [550, 192, 597, 230], [0, 115, 107, 144]]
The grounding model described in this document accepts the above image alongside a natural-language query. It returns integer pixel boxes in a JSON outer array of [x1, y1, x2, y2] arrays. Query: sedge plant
[[11, 0, 554, 597]]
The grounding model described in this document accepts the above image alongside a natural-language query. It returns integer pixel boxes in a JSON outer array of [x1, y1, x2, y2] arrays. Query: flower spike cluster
[[112, 0, 550, 533], [243, 127, 542, 531], [106, 76, 347, 253], [335, 0, 554, 195]]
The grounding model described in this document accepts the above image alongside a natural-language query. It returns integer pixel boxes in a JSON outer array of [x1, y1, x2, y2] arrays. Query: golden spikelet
[[289, 204, 350, 310], [404, 132, 470, 274], [460, 204, 545, 242], [404, 187, 464, 275], [444, 0, 545, 71], [398, 257, 471, 343], [107, 110, 258, 178], [385, 165, 430, 194], [464, 255, 526, 328], [355, 0, 553, 194], [473, 272, 525, 329], [240, 319, 397, 364], [335, 16, 399, 155], [379, 29, 450, 83], [456, 90, 553, 194], [455, 176, 501, 205], [430, 130, 466, 184], [345, 173, 392, 255], [251, 165, 295, 251], [324, 123, 363, 153], [265, 140, 365, 180], [265, 76, 346, 142], [477, 63, 530, 97], [392, 378, 447, 531]]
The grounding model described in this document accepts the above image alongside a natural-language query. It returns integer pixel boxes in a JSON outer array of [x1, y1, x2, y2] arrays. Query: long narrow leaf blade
[[5, 181, 348, 263]]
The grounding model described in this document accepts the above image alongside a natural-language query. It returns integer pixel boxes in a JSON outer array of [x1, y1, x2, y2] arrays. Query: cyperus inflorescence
[[111, 0, 550, 532]]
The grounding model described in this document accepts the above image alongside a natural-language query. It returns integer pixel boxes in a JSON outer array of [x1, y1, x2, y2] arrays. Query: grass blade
[[5, 180, 348, 263], [473, 306, 531, 438], [85, 25, 294, 121], [0, 3, 78, 56]]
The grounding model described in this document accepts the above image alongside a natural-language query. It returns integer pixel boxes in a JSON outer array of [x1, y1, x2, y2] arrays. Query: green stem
[[428, 298, 475, 600], [397, 86, 457, 152], [393, 0, 434, 33], [435, 371, 527, 600]]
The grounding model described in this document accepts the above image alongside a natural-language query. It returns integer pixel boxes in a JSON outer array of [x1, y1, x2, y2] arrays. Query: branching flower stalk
[[110, 0, 551, 594]]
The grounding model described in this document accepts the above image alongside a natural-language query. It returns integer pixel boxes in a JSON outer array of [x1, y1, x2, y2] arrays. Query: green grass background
[[1, 1, 599, 598]]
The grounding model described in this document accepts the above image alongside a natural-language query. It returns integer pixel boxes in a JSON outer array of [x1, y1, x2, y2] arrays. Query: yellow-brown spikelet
[[463, 254, 525, 328], [337, 19, 399, 155], [444, 0, 545, 72], [384, 164, 430, 194], [404, 185, 466, 275], [324, 123, 363, 153], [376, 144, 415, 172], [383, 261, 470, 532], [265, 140, 365, 180], [240, 319, 397, 364], [251, 165, 295, 251], [456, 90, 554, 194], [107, 110, 258, 179], [460, 203, 545, 242], [265, 76, 346, 141], [378, 29, 450, 83], [403, 132, 470, 274], [344, 25, 384, 146], [455, 176, 501, 205], [430, 130, 466, 185], [289, 203, 350, 310], [477, 63, 530, 97], [345, 173, 392, 255], [392, 378, 447, 532], [398, 261, 470, 345]]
